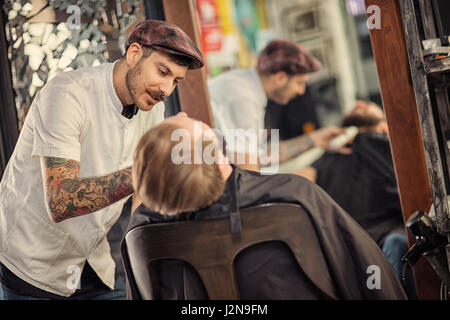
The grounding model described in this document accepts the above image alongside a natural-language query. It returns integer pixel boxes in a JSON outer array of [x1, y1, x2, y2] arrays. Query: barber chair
[[121, 203, 338, 300]]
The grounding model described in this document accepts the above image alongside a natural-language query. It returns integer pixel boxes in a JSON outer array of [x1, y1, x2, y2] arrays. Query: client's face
[[164, 112, 217, 142], [163, 112, 227, 165], [342, 100, 386, 128], [348, 101, 384, 121], [164, 112, 199, 131]]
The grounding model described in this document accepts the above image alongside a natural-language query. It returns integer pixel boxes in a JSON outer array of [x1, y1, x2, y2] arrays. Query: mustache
[[147, 90, 166, 102]]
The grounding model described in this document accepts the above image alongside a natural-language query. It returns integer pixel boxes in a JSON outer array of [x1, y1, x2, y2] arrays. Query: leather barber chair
[[121, 203, 338, 300]]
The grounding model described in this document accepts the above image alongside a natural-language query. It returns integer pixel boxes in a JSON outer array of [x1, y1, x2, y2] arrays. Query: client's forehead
[[164, 113, 211, 134], [350, 102, 383, 117]]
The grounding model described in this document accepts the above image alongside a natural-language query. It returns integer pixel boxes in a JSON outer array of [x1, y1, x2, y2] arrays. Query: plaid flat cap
[[257, 40, 321, 75], [125, 20, 204, 70]]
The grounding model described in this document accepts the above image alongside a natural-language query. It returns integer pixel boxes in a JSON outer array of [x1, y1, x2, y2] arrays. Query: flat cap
[[125, 20, 204, 70], [257, 40, 321, 75]]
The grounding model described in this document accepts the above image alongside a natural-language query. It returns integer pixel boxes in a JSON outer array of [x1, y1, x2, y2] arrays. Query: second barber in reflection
[[208, 40, 343, 171]]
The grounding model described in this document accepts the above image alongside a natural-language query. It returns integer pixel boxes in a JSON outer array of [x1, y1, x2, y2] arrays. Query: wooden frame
[[162, 0, 215, 127], [365, 0, 446, 299], [398, 0, 449, 235]]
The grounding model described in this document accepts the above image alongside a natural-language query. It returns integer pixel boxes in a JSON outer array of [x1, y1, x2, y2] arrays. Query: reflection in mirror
[[196, 3, 415, 297], [199, 0, 383, 170]]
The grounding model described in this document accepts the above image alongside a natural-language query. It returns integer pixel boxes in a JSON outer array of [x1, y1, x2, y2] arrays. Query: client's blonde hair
[[132, 123, 226, 216]]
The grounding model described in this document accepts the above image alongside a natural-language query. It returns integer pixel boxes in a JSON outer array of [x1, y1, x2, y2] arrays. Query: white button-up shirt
[[0, 62, 164, 296], [208, 68, 268, 156]]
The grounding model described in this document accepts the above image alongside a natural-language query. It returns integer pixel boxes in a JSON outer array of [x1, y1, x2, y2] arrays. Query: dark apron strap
[[228, 169, 241, 234]]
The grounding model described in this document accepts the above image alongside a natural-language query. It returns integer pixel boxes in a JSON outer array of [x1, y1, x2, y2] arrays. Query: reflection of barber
[[0, 20, 203, 300], [208, 40, 343, 171]]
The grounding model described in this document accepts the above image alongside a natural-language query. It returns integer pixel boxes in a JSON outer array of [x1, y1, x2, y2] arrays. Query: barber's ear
[[272, 71, 289, 86], [126, 43, 144, 67]]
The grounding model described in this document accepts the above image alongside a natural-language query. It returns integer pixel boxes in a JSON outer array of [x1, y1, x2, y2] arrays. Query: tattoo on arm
[[42, 157, 133, 222], [279, 135, 315, 162]]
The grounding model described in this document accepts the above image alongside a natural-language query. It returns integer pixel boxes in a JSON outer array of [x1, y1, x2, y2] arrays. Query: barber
[[0, 20, 203, 300]]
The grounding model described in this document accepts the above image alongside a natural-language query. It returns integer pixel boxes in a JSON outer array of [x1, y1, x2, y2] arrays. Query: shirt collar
[[249, 68, 268, 106], [107, 60, 125, 114], [121, 104, 139, 119]]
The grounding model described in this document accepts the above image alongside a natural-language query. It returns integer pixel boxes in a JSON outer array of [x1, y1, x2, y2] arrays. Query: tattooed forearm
[[41, 157, 133, 223], [278, 135, 314, 162]]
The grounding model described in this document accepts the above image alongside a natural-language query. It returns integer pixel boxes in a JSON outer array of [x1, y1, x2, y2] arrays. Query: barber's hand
[[308, 126, 345, 149]]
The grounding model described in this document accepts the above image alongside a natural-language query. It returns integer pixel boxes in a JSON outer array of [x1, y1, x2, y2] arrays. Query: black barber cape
[[126, 166, 407, 300], [311, 132, 404, 245]]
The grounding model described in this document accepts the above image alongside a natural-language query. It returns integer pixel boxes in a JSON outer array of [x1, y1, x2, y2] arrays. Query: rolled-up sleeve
[[32, 83, 85, 161]]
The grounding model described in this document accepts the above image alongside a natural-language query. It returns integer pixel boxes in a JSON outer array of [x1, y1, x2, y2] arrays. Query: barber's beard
[[125, 60, 167, 109], [272, 84, 292, 105], [125, 61, 142, 109]]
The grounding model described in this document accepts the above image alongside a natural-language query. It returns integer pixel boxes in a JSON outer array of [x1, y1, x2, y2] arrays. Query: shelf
[[424, 57, 450, 75]]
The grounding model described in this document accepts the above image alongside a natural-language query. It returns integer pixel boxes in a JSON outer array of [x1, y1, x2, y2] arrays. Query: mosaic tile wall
[[3, 0, 146, 130]]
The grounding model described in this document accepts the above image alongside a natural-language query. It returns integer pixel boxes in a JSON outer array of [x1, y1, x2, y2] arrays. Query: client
[[124, 112, 407, 300]]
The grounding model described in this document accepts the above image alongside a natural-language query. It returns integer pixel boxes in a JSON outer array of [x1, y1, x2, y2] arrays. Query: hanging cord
[[401, 261, 410, 289], [440, 281, 448, 300]]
